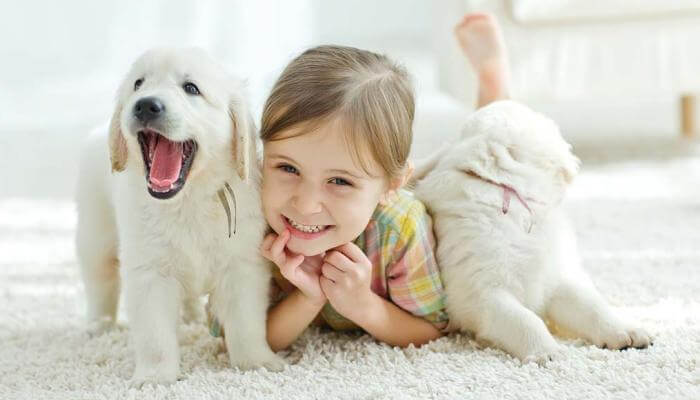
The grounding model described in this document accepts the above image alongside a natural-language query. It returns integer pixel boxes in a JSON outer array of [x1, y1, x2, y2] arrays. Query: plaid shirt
[[208, 189, 448, 336], [316, 189, 448, 330]]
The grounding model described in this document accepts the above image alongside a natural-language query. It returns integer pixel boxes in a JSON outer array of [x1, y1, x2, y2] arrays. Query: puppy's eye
[[134, 78, 144, 91], [183, 82, 200, 96]]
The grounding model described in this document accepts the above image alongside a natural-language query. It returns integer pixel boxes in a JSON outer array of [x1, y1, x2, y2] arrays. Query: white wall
[[2, 1, 314, 199], [1, 1, 445, 199], [9, 1, 692, 200], [1, 0, 317, 132]]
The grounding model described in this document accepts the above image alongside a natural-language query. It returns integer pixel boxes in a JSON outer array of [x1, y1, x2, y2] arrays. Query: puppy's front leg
[[476, 290, 561, 365], [123, 268, 181, 387], [79, 253, 120, 335], [547, 279, 651, 350], [211, 259, 285, 372]]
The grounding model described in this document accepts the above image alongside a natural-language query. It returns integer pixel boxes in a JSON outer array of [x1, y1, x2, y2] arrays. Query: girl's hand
[[261, 229, 326, 306], [319, 242, 376, 321]]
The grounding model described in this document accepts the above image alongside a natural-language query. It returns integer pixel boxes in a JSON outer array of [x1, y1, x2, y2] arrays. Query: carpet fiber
[[1, 150, 699, 399]]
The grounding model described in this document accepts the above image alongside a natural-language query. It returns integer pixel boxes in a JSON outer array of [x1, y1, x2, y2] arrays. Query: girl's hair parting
[[260, 45, 415, 180]]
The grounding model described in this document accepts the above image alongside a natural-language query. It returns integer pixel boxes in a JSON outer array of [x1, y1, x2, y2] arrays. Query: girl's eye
[[329, 177, 352, 187], [183, 82, 200, 95], [278, 164, 298, 174]]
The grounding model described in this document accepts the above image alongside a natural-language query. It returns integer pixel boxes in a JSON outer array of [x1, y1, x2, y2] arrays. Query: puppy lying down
[[413, 100, 651, 363], [75, 48, 283, 386]]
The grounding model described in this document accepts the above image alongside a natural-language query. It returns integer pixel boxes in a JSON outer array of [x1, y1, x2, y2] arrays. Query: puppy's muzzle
[[131, 96, 197, 200], [134, 97, 166, 124]]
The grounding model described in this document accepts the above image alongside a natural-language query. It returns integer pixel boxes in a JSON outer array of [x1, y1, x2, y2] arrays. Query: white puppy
[[413, 100, 651, 363], [75, 48, 284, 386]]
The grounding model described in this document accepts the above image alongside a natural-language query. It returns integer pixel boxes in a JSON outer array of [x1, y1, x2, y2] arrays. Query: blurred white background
[[3, 0, 700, 199]]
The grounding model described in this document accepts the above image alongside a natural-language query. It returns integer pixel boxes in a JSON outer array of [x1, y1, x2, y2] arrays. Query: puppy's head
[[446, 100, 580, 203], [109, 47, 254, 200]]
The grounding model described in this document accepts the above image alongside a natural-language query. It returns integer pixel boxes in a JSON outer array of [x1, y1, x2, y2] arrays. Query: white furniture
[[433, 0, 700, 139]]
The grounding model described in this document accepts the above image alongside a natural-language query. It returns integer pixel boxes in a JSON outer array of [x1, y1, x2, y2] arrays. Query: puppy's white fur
[[414, 100, 651, 363], [75, 48, 283, 386]]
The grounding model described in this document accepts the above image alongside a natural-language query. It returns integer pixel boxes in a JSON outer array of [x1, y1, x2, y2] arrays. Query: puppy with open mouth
[[75, 47, 284, 386]]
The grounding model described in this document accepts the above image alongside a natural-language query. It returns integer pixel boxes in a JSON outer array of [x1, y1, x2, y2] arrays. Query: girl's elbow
[[267, 336, 289, 353]]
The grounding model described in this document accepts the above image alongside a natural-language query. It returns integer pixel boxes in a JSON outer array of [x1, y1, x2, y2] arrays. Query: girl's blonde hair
[[260, 45, 414, 181]]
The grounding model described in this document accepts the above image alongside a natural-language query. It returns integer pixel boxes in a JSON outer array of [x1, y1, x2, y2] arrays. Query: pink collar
[[499, 184, 532, 216], [500, 184, 535, 233], [465, 170, 535, 233]]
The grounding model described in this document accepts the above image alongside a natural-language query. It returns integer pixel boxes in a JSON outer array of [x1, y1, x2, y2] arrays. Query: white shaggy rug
[[2, 145, 700, 399]]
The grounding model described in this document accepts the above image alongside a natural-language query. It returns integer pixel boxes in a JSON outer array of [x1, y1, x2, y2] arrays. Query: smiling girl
[[256, 45, 449, 351]]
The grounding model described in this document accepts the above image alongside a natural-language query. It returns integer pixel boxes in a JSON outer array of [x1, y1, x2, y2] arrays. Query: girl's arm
[[319, 243, 445, 348], [266, 289, 325, 352], [355, 292, 443, 347]]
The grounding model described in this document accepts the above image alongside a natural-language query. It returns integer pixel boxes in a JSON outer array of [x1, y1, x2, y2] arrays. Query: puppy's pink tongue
[[149, 137, 183, 190]]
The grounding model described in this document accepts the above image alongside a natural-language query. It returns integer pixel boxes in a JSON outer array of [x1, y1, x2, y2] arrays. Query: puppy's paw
[[229, 349, 286, 372], [86, 317, 116, 337], [129, 362, 179, 388], [595, 325, 652, 350], [521, 345, 562, 366], [259, 353, 287, 372], [628, 327, 653, 348]]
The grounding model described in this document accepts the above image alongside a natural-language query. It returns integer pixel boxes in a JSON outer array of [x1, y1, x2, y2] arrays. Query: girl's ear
[[401, 160, 414, 188], [379, 161, 413, 205]]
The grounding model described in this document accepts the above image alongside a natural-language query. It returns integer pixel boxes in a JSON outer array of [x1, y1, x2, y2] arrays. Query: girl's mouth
[[283, 215, 333, 239]]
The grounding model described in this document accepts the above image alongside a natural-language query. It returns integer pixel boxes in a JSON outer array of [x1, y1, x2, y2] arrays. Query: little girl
[[211, 13, 510, 350], [259, 44, 448, 350]]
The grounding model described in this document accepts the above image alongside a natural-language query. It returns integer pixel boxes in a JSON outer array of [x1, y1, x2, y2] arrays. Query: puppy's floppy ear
[[108, 101, 127, 173], [470, 140, 520, 183], [229, 98, 254, 183]]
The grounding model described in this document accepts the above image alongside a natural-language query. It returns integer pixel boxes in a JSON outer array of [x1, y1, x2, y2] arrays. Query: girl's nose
[[292, 183, 323, 215]]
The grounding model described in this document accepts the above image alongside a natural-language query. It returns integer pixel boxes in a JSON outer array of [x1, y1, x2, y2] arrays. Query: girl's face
[[262, 118, 390, 256]]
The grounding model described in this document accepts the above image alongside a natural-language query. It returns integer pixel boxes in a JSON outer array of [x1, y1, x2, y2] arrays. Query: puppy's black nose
[[133, 97, 165, 123]]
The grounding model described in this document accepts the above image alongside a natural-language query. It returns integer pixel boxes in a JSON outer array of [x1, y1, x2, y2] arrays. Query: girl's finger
[[269, 229, 290, 257], [319, 275, 335, 293], [320, 262, 342, 282], [324, 250, 353, 272], [332, 242, 367, 264], [288, 254, 305, 270], [261, 233, 276, 253], [279, 253, 304, 279]]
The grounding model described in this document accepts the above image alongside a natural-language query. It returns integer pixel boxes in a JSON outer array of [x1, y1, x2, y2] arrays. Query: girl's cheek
[[272, 168, 299, 183], [263, 169, 291, 187], [327, 184, 357, 199]]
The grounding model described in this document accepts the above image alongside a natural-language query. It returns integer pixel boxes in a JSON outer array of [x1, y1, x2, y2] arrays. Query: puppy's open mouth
[[137, 129, 197, 200]]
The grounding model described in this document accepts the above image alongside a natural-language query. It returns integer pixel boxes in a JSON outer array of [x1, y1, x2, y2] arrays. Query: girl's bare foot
[[454, 13, 510, 108]]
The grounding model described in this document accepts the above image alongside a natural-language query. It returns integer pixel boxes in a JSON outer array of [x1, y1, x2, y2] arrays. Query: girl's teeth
[[288, 218, 326, 233]]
